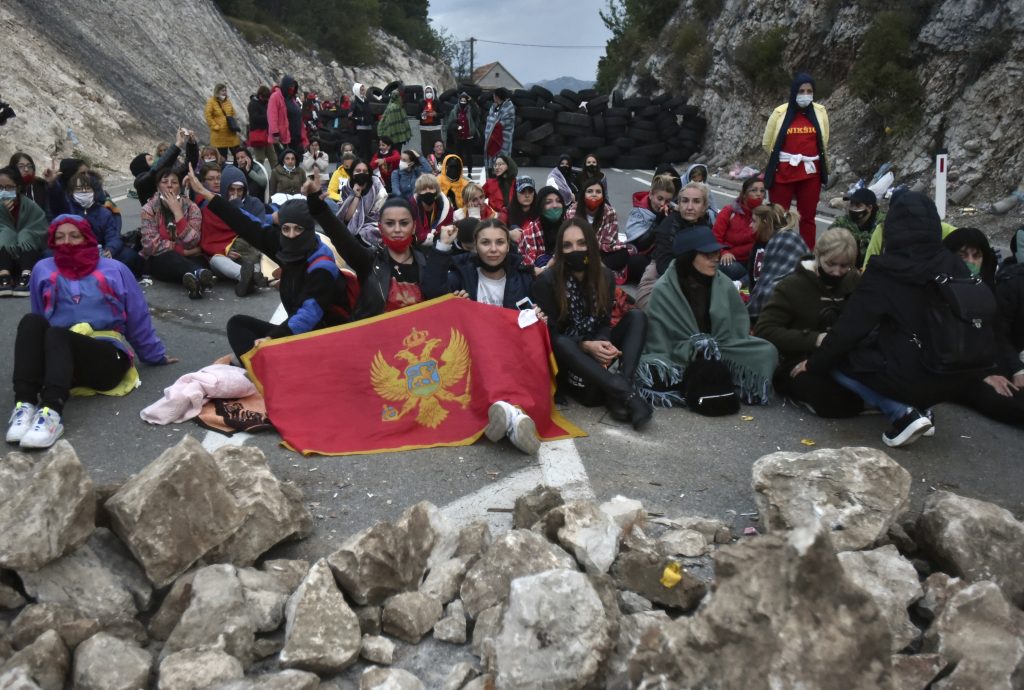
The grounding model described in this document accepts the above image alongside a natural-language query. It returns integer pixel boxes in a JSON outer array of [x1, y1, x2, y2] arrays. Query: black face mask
[[277, 228, 318, 263], [445, 163, 459, 179], [351, 173, 370, 187], [563, 250, 589, 272], [585, 164, 598, 174], [419, 192, 437, 206], [850, 209, 870, 223], [559, 165, 572, 177], [479, 259, 505, 274], [819, 268, 844, 288]]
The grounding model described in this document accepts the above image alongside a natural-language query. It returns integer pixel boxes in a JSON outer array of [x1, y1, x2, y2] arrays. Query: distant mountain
[[527, 76, 596, 93]]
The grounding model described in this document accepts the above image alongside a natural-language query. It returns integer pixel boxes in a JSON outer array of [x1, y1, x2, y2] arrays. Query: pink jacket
[[267, 86, 291, 145]]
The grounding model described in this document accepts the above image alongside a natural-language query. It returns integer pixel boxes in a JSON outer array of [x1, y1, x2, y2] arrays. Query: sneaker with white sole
[[485, 401, 515, 442], [923, 409, 935, 437], [882, 408, 932, 448], [19, 407, 64, 449], [6, 402, 37, 443], [508, 412, 541, 455]]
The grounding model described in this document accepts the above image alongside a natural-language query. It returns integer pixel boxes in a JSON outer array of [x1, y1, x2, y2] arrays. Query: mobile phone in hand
[[515, 297, 535, 311]]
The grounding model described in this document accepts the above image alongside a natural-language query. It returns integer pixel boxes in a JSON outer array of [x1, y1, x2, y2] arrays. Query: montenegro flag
[[243, 295, 586, 456]]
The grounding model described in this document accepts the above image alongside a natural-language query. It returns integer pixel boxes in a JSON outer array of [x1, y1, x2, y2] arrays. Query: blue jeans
[[830, 370, 909, 422], [719, 260, 747, 284]]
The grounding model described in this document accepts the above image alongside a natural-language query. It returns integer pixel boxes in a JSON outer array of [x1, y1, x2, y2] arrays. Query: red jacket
[[712, 199, 757, 263], [632, 190, 650, 208], [371, 149, 401, 192], [267, 86, 290, 145], [482, 177, 514, 218], [198, 202, 237, 257]]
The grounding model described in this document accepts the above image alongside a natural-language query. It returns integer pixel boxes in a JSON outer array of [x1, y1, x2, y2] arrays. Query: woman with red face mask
[[712, 176, 766, 283], [6, 215, 177, 449], [564, 177, 626, 276]]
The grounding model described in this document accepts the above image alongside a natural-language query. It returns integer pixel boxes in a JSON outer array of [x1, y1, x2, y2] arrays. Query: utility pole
[[469, 37, 475, 81]]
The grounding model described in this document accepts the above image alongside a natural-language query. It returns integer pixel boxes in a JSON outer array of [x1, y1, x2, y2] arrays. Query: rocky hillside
[[610, 0, 1024, 206], [0, 0, 453, 178]]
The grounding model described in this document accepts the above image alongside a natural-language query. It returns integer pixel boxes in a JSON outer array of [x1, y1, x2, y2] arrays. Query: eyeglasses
[[16, 163, 34, 171]]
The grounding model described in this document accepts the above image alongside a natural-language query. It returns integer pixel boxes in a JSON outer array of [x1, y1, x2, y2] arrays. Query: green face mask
[[542, 207, 564, 222], [966, 261, 982, 277]]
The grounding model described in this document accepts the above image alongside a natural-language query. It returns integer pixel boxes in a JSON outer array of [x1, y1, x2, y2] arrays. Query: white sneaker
[[19, 407, 64, 449], [485, 401, 516, 442], [508, 411, 541, 456], [6, 402, 37, 443]]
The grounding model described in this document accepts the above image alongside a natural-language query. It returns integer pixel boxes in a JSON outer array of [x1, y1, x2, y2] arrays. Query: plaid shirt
[[565, 202, 623, 254], [517, 218, 547, 266], [747, 230, 809, 319]]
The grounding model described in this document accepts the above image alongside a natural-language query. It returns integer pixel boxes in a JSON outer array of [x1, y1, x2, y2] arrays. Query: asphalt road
[[2, 166, 1019, 566]]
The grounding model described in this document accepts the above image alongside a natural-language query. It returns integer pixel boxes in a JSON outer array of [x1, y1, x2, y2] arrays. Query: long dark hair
[[507, 186, 539, 228], [575, 176, 606, 230], [551, 217, 610, 324]]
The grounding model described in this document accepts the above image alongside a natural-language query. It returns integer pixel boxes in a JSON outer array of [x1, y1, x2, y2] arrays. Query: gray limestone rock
[[616, 590, 653, 615], [206, 670, 320, 690], [72, 632, 152, 690], [163, 564, 256, 667], [326, 502, 438, 606], [0, 630, 69, 690], [354, 606, 381, 636], [890, 654, 948, 690], [610, 545, 706, 612], [86, 528, 153, 612], [0, 580, 26, 610], [237, 565, 305, 633], [597, 496, 646, 530], [280, 559, 361, 674], [9, 603, 99, 651], [381, 592, 442, 644], [358, 667, 424, 690], [922, 580, 1024, 689], [459, 676, 493, 690], [453, 522, 492, 561], [18, 543, 136, 621], [837, 546, 924, 652], [433, 600, 467, 644], [147, 572, 196, 642], [0, 442, 95, 571], [656, 528, 708, 558], [511, 486, 564, 530], [157, 647, 244, 690], [205, 446, 313, 567], [459, 530, 576, 618], [419, 557, 471, 605], [470, 604, 503, 662], [627, 525, 895, 689], [917, 490, 1024, 607], [359, 636, 394, 666], [441, 662, 479, 690], [0, 669, 43, 690], [606, 611, 671, 690], [105, 436, 247, 588], [915, 572, 969, 623], [665, 516, 732, 544], [551, 501, 622, 574], [493, 569, 614, 690], [752, 446, 911, 551]]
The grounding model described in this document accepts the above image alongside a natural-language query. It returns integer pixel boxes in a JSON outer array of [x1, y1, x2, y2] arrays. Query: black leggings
[[454, 137, 475, 175], [601, 249, 650, 283], [227, 314, 276, 361], [0, 247, 42, 275], [147, 251, 204, 283], [12, 313, 131, 413], [953, 378, 1024, 427], [552, 309, 648, 406], [774, 364, 864, 418]]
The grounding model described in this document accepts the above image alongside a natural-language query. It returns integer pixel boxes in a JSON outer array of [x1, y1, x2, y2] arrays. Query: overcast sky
[[427, 0, 612, 85]]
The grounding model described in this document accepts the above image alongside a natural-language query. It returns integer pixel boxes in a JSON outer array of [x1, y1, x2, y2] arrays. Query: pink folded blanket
[[140, 364, 256, 425]]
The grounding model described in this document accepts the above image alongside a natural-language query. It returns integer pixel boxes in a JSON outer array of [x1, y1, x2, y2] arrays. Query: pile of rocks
[[1, 440, 1022, 690], [431, 84, 706, 170]]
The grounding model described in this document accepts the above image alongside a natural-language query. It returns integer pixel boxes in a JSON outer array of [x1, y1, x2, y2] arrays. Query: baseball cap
[[516, 176, 536, 193], [673, 227, 728, 256]]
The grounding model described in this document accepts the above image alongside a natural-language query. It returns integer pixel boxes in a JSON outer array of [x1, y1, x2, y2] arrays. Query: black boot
[[628, 393, 653, 431]]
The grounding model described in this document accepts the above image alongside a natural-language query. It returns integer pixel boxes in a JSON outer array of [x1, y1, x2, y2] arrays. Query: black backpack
[[682, 358, 740, 416], [916, 274, 997, 374]]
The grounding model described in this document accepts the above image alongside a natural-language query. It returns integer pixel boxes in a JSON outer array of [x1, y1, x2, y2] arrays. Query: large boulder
[[916, 491, 1024, 607], [837, 546, 923, 652], [326, 502, 438, 606], [460, 530, 576, 618], [157, 647, 243, 690], [72, 632, 152, 690], [205, 446, 313, 567], [628, 525, 895, 689], [0, 630, 69, 690], [280, 559, 361, 673], [752, 447, 911, 551], [104, 436, 247, 588], [17, 543, 136, 621], [0, 442, 95, 571], [493, 569, 614, 690], [163, 564, 256, 667], [922, 580, 1024, 689]]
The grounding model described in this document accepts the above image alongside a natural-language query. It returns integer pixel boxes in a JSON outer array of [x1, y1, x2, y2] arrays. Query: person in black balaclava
[[186, 173, 348, 360]]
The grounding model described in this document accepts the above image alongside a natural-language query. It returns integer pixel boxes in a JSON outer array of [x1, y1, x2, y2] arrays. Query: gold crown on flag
[[403, 328, 429, 349]]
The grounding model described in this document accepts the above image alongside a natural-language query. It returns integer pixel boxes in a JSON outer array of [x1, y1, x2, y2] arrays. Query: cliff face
[[615, 0, 1024, 204], [0, 0, 453, 175]]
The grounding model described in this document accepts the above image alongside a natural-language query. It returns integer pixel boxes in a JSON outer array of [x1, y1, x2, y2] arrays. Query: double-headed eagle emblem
[[371, 327, 472, 428]]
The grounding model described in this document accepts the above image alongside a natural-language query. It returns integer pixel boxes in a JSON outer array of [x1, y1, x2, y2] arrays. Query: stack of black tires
[[394, 82, 706, 170]]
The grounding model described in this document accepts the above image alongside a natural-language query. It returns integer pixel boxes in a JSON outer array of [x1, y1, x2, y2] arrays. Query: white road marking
[[632, 176, 652, 186], [441, 438, 593, 532], [611, 167, 624, 173]]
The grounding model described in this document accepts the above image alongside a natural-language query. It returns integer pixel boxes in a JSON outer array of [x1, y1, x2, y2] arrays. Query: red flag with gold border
[[243, 295, 585, 455]]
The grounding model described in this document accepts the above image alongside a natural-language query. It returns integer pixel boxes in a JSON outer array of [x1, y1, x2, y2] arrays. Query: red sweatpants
[[768, 176, 822, 249]]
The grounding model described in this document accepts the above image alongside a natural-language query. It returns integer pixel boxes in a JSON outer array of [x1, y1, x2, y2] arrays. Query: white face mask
[[399, 161, 410, 171], [284, 165, 295, 173], [796, 94, 813, 108], [203, 158, 217, 164], [73, 191, 94, 208]]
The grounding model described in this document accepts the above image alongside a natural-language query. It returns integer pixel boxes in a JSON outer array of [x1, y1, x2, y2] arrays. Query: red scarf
[[48, 214, 100, 279]]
